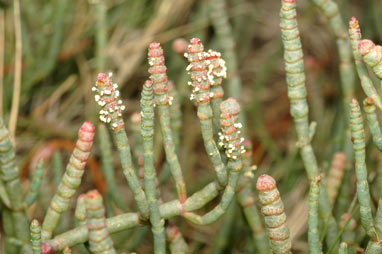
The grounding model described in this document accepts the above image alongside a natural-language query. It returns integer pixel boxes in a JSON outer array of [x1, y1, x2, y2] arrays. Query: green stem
[[185, 38, 227, 187], [166, 225, 188, 254], [25, 159, 44, 207], [98, 124, 126, 211], [141, 80, 166, 254], [30, 219, 42, 254], [93, 73, 149, 219], [349, 17, 382, 109], [363, 97, 382, 151], [183, 98, 244, 225], [85, 190, 116, 254], [43, 181, 221, 252], [256, 174, 292, 254], [0, 117, 30, 243], [148, 42, 187, 202], [41, 122, 95, 240], [308, 175, 322, 254], [208, 0, 246, 133], [311, 0, 355, 105], [349, 99, 378, 240], [326, 152, 346, 207]]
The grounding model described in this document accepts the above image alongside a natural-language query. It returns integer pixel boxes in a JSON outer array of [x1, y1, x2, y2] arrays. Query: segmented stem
[[208, 0, 246, 132], [236, 140, 270, 254], [42, 181, 221, 252], [26, 159, 44, 207], [148, 42, 187, 202], [52, 151, 64, 188], [85, 190, 116, 254], [168, 81, 182, 149], [308, 175, 322, 254], [349, 99, 377, 240], [205, 50, 225, 134], [185, 38, 227, 187], [359, 39, 382, 80], [363, 97, 382, 151], [339, 213, 357, 253], [326, 152, 346, 206], [256, 174, 292, 254], [130, 112, 144, 164], [311, 0, 355, 103], [30, 219, 42, 254], [98, 123, 126, 211], [141, 80, 166, 254], [0, 117, 30, 242], [280, 0, 318, 181], [349, 17, 382, 109], [75, 194, 87, 226], [166, 225, 188, 254], [183, 98, 244, 225], [280, 0, 337, 244], [93, 73, 149, 219], [42, 121, 95, 240]]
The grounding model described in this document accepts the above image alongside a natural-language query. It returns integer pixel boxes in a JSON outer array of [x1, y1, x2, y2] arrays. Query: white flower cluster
[[92, 73, 126, 125], [184, 50, 227, 102], [217, 123, 246, 160], [206, 50, 227, 85]]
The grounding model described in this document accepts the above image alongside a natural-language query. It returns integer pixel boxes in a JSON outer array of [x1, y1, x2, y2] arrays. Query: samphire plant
[[3, 0, 382, 253]]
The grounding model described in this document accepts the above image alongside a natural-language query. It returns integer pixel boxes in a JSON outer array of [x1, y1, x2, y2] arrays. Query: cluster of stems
[[6, 1, 382, 252]]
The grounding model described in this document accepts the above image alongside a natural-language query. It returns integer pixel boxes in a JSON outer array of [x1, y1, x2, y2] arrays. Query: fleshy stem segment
[[75, 194, 87, 226], [166, 225, 188, 254], [280, 0, 318, 181], [257, 174, 292, 254], [30, 219, 42, 254], [41, 121, 95, 240], [25, 159, 44, 207], [363, 97, 382, 151], [308, 175, 322, 254], [85, 190, 116, 254], [280, 0, 337, 243], [0, 117, 30, 243], [311, 0, 355, 103], [326, 152, 346, 206], [349, 17, 382, 109], [358, 39, 382, 80], [183, 98, 244, 225], [42, 182, 222, 252], [93, 73, 149, 219], [185, 38, 227, 187], [141, 80, 166, 254], [98, 123, 126, 211], [236, 139, 270, 254], [208, 0, 246, 131], [349, 99, 378, 240], [168, 81, 182, 149], [148, 42, 187, 202]]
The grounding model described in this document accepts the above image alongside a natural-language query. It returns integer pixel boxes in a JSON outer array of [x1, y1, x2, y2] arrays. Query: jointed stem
[[141, 80, 166, 254], [349, 99, 378, 240], [148, 42, 187, 202], [42, 122, 95, 240], [93, 73, 149, 219]]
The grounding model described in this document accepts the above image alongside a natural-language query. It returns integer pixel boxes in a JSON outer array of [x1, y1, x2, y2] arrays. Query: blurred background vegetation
[[2, 0, 382, 253]]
